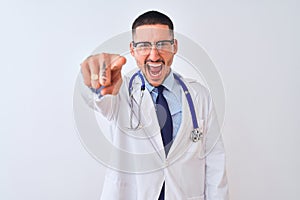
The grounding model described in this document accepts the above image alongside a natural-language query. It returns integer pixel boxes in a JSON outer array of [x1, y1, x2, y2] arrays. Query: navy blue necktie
[[156, 85, 173, 200], [156, 85, 173, 155]]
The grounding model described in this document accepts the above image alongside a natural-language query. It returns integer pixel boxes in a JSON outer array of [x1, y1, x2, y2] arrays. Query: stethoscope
[[128, 70, 203, 143]]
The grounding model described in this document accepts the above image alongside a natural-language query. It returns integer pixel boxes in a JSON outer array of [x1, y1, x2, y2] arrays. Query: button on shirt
[[143, 71, 182, 138]]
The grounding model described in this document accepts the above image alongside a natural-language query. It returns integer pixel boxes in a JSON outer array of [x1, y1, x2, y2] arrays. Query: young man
[[80, 10, 229, 200]]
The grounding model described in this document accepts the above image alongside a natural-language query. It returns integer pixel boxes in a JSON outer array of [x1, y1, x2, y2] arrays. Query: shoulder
[[179, 77, 214, 119], [184, 78, 208, 92], [176, 75, 210, 98]]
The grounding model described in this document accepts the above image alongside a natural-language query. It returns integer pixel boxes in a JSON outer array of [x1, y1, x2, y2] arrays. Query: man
[[80, 10, 229, 200]]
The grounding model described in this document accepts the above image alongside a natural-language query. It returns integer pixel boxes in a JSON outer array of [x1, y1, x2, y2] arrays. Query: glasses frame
[[132, 39, 175, 55]]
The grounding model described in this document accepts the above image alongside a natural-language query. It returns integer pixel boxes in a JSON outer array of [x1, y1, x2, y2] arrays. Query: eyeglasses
[[132, 39, 174, 55]]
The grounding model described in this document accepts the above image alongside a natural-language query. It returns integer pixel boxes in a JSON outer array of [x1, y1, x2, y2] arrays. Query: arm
[[204, 95, 229, 200]]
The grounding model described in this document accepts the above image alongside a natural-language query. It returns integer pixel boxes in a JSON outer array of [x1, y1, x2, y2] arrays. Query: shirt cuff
[[90, 86, 105, 98]]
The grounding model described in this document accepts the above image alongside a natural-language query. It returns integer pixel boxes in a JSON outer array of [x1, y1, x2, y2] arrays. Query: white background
[[1, 0, 299, 199]]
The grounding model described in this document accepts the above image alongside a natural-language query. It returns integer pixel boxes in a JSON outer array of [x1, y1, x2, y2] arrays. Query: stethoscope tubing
[[128, 70, 200, 134]]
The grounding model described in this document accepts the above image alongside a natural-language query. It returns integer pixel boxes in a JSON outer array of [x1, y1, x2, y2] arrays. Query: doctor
[[80, 11, 229, 200]]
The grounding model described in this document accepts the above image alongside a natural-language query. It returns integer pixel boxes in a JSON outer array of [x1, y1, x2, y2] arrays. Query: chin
[[147, 77, 165, 87]]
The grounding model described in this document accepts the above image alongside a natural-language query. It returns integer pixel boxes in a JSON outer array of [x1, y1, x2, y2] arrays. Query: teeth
[[148, 63, 161, 67]]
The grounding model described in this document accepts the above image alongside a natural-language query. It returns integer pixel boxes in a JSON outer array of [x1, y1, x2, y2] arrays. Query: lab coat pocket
[[198, 119, 206, 160]]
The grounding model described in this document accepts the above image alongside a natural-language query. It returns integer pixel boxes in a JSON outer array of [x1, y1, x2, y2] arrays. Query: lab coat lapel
[[130, 82, 165, 159], [167, 86, 193, 159]]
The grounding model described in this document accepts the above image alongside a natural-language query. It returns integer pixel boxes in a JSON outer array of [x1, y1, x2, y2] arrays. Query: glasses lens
[[135, 42, 151, 55], [156, 41, 173, 51]]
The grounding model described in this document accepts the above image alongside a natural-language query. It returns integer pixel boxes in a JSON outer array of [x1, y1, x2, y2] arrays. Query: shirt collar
[[142, 70, 175, 93]]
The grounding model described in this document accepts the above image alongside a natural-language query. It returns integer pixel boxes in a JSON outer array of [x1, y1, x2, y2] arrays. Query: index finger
[[111, 56, 127, 71], [98, 54, 126, 86]]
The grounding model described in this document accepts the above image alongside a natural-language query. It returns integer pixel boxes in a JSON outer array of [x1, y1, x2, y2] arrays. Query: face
[[130, 24, 178, 87]]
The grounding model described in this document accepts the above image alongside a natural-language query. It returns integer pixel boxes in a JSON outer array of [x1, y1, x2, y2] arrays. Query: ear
[[130, 42, 135, 56], [172, 39, 178, 54]]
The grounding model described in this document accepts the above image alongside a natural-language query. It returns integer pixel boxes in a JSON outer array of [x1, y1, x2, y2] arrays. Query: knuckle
[[99, 53, 111, 65]]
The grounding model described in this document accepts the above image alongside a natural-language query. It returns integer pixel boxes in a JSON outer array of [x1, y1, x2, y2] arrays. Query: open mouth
[[146, 63, 163, 77]]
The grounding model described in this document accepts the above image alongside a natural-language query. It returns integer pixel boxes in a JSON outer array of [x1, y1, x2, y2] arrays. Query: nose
[[148, 45, 160, 61]]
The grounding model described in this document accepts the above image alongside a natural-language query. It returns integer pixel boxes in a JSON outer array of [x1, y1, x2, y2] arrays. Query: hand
[[80, 53, 126, 95]]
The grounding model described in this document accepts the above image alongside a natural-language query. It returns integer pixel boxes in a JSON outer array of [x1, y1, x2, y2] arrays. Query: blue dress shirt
[[143, 71, 182, 139]]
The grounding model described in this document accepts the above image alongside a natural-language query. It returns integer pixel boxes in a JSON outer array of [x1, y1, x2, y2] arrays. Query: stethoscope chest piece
[[191, 128, 203, 142]]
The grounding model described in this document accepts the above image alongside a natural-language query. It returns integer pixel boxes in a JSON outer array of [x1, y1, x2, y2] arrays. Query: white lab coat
[[82, 71, 229, 200]]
